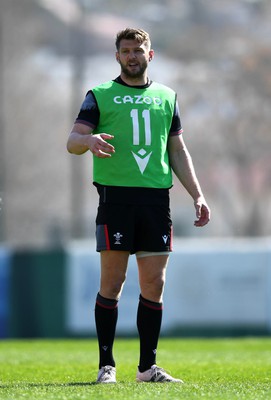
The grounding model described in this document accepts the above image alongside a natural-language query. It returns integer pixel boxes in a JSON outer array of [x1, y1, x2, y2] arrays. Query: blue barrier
[[0, 247, 11, 338]]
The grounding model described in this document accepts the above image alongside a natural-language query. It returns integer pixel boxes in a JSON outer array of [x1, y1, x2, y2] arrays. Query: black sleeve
[[169, 97, 183, 136], [75, 91, 100, 128]]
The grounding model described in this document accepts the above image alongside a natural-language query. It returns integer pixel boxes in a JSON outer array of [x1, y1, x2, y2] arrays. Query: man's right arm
[[67, 123, 94, 154], [67, 123, 115, 158]]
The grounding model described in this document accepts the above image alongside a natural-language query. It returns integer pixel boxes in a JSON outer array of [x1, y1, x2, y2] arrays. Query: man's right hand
[[67, 123, 115, 157], [89, 133, 115, 158]]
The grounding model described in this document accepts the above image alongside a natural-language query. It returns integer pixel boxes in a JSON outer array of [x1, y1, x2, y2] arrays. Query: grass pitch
[[0, 338, 270, 399]]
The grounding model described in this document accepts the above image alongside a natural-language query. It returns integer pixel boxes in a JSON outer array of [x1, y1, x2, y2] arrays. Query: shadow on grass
[[0, 381, 98, 389]]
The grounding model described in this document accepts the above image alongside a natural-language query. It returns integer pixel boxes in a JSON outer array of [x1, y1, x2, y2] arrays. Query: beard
[[119, 59, 148, 79]]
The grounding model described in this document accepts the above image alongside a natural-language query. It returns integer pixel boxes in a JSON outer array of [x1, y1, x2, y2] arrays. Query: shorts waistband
[[94, 183, 170, 206]]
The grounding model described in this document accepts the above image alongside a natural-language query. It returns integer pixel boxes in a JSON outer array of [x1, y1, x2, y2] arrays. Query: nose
[[127, 51, 136, 60]]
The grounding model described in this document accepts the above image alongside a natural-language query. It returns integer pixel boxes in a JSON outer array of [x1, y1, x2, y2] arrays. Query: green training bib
[[92, 80, 176, 188]]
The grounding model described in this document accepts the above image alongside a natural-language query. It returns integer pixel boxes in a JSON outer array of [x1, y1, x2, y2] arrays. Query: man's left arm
[[168, 134, 211, 227]]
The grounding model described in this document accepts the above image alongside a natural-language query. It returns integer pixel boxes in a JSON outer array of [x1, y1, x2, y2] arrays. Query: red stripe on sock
[[96, 300, 118, 310], [140, 298, 163, 311]]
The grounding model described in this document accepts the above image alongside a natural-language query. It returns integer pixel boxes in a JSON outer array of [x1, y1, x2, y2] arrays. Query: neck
[[120, 73, 148, 86]]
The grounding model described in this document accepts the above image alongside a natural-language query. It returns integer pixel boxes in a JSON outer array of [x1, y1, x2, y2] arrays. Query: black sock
[[137, 294, 163, 372], [95, 293, 118, 369]]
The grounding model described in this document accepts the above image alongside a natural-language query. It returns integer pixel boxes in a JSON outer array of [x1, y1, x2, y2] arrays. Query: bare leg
[[99, 250, 130, 299], [137, 255, 169, 302]]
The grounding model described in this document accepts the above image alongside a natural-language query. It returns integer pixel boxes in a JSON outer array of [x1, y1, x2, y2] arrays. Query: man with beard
[[67, 28, 210, 384]]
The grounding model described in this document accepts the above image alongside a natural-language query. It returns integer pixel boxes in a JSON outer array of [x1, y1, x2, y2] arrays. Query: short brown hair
[[115, 28, 151, 50]]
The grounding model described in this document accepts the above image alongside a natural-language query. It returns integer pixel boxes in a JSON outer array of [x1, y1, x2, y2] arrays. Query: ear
[[148, 49, 154, 62], [115, 52, 120, 63]]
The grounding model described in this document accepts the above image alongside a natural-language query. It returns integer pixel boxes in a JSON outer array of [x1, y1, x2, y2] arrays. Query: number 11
[[130, 109, 151, 146]]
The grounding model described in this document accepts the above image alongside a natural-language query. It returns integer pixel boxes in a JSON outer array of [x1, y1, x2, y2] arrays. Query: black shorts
[[95, 185, 173, 254]]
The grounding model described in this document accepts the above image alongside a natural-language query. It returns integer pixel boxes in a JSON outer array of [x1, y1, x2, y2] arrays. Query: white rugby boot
[[136, 365, 183, 383], [96, 365, 116, 384]]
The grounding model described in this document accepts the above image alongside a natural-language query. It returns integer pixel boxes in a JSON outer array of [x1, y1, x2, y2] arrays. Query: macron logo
[[132, 149, 152, 174], [162, 235, 168, 244]]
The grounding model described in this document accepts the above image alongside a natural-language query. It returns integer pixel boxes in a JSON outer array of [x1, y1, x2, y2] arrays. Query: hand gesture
[[89, 133, 115, 158]]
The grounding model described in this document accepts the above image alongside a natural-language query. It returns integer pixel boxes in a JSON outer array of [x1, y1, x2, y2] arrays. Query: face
[[116, 39, 153, 80]]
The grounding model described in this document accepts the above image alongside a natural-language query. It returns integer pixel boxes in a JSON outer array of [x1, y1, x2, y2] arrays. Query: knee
[[154, 276, 166, 297], [101, 274, 126, 300], [152, 274, 166, 291], [111, 279, 126, 299], [141, 275, 166, 302]]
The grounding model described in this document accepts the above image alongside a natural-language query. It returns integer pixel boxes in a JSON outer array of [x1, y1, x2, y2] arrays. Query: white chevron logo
[[132, 149, 152, 174]]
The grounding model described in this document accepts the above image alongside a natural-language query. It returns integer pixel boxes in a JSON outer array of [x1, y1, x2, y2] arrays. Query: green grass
[[0, 338, 270, 399]]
